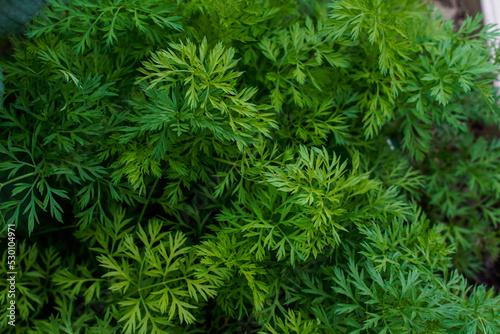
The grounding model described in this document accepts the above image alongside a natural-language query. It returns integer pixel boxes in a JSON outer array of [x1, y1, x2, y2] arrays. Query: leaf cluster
[[1, 0, 500, 333]]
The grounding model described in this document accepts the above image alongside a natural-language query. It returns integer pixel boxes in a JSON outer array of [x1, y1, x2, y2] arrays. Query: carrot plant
[[1, 0, 500, 332]]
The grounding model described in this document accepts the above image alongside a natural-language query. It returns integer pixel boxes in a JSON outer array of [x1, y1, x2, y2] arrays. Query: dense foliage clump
[[1, 0, 500, 332]]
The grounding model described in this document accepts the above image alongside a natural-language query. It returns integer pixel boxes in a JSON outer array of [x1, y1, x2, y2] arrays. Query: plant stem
[[32, 225, 76, 236], [138, 177, 160, 225], [0, 172, 36, 191]]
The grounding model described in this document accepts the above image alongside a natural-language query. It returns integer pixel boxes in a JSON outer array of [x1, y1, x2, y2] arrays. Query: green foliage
[[0, 65, 3, 109], [1, 0, 500, 332]]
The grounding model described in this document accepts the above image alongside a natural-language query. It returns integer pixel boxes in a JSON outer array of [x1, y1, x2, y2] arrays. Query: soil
[[429, 0, 479, 28], [430, 0, 464, 19]]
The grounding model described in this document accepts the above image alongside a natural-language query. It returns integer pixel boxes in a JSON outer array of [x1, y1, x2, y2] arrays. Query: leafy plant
[[1, 0, 500, 333]]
